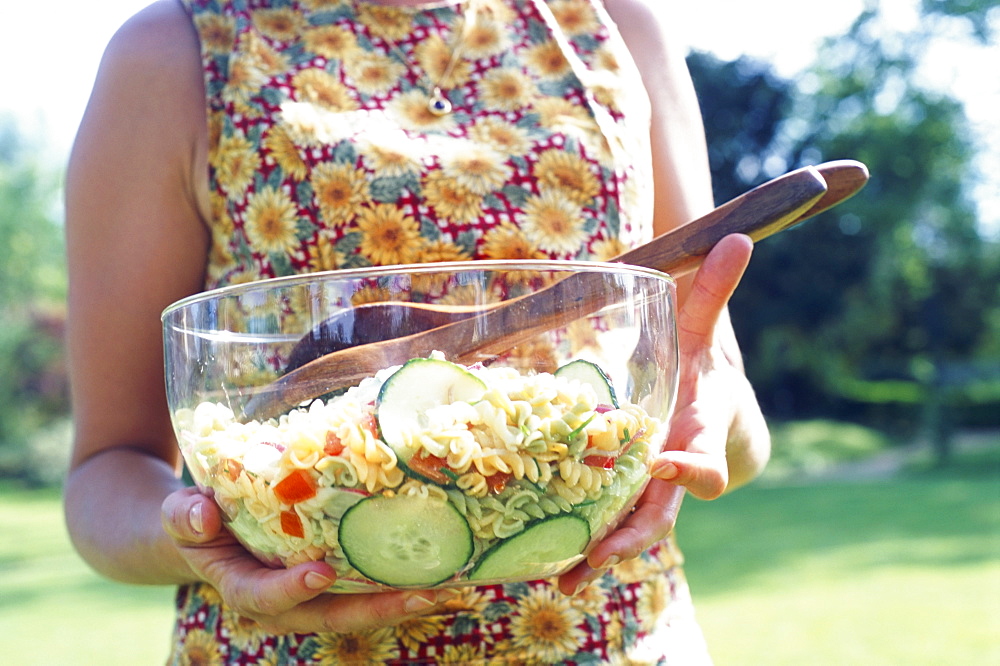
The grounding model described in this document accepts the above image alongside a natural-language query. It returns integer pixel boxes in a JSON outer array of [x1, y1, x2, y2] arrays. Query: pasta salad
[[174, 353, 665, 591]]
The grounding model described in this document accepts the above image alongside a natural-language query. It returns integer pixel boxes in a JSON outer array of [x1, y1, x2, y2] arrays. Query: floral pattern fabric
[[190, 0, 655, 290], [172, 0, 711, 663]]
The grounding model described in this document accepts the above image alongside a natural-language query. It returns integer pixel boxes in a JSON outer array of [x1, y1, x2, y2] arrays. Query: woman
[[65, 0, 770, 662]]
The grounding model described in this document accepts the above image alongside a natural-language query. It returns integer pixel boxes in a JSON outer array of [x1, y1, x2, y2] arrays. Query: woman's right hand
[[161, 487, 452, 635]]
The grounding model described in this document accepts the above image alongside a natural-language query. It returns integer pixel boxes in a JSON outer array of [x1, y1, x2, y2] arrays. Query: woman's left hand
[[557, 234, 757, 595]]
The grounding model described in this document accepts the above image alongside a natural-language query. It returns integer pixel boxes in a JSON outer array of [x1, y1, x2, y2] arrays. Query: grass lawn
[[1, 444, 997, 665], [680, 447, 1000, 665], [0, 486, 176, 664]]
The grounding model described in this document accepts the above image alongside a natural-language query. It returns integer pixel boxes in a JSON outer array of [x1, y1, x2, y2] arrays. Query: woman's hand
[[558, 234, 761, 595], [161, 487, 453, 635]]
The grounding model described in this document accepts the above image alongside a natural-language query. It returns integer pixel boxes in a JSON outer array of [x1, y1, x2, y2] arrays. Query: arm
[[64, 0, 449, 632], [64, 0, 212, 585], [558, 0, 770, 595], [605, 0, 770, 493]]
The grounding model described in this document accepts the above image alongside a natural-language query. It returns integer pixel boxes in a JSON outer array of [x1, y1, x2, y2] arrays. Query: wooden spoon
[[241, 160, 868, 421]]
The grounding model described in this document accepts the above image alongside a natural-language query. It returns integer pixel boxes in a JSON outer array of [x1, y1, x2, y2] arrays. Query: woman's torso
[[172, 0, 708, 663]]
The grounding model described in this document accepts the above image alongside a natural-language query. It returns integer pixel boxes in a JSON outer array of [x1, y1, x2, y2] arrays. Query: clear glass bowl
[[162, 260, 678, 592]]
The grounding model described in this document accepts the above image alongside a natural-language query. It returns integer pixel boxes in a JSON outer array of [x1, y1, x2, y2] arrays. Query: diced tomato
[[361, 414, 378, 438], [280, 510, 305, 538], [583, 454, 618, 469], [407, 453, 452, 484], [220, 459, 243, 482], [324, 431, 345, 457], [273, 468, 317, 504], [487, 472, 513, 494]]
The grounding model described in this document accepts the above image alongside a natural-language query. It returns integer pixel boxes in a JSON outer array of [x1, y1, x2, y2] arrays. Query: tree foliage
[[689, 3, 999, 441], [0, 117, 69, 481]]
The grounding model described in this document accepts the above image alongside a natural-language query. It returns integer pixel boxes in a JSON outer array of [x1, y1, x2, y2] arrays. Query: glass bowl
[[162, 260, 678, 592]]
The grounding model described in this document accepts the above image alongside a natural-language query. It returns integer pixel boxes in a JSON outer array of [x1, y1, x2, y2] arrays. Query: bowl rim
[[161, 259, 675, 321]]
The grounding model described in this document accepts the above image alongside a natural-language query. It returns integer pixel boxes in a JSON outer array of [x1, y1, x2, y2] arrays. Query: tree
[[688, 2, 999, 456], [0, 117, 70, 482]]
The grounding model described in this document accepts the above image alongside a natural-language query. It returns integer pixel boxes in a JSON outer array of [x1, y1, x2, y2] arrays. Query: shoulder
[[600, 0, 688, 82], [68, 0, 210, 237], [99, 0, 201, 82], [75, 0, 206, 167], [602, 0, 678, 47]]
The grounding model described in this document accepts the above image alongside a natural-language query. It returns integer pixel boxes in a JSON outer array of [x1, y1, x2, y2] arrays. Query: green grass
[[1, 441, 997, 665], [0, 487, 175, 665], [763, 418, 895, 479], [679, 455, 1000, 665]]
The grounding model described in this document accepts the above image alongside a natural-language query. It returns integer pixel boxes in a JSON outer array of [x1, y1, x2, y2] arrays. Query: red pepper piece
[[273, 468, 317, 504], [280, 510, 305, 538], [324, 431, 345, 456]]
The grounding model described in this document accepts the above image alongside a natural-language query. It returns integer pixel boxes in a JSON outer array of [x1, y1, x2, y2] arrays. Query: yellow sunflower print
[[526, 39, 572, 79], [303, 24, 360, 60], [440, 144, 511, 196], [423, 171, 484, 223], [193, 13, 235, 53], [550, 0, 601, 36], [479, 67, 536, 111], [311, 161, 371, 226], [508, 585, 586, 663], [357, 203, 425, 265], [213, 131, 261, 198], [251, 7, 305, 42], [262, 125, 308, 181], [176, 628, 223, 666], [311, 627, 397, 664], [481, 221, 546, 260], [243, 186, 300, 256], [521, 189, 587, 254], [468, 116, 532, 157], [345, 51, 407, 96], [533, 147, 601, 205], [292, 68, 357, 111]]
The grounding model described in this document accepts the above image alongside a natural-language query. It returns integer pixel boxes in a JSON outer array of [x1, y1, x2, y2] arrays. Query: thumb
[[678, 234, 753, 348], [161, 486, 223, 544]]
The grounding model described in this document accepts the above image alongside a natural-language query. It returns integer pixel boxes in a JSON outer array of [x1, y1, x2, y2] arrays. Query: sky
[[1, 0, 997, 232]]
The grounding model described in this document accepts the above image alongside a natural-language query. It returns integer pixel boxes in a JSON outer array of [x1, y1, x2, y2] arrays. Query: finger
[[679, 234, 753, 347], [214, 558, 341, 619], [557, 559, 599, 596], [256, 587, 456, 635], [581, 479, 684, 573], [651, 450, 729, 500], [161, 487, 223, 543]]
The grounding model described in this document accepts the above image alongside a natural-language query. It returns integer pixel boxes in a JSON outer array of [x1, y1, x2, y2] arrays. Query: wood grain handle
[[241, 161, 872, 421]]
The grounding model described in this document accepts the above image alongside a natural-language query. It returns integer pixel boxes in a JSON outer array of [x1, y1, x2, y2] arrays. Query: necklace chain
[[380, 0, 478, 116]]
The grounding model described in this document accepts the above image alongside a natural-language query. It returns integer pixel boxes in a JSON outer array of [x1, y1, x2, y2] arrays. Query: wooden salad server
[[240, 160, 869, 421]]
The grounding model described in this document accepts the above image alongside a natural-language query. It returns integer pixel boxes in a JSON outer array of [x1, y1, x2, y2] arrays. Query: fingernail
[[652, 461, 678, 481], [572, 581, 590, 596], [189, 502, 204, 536], [404, 591, 438, 613], [599, 555, 620, 569], [304, 571, 335, 590]]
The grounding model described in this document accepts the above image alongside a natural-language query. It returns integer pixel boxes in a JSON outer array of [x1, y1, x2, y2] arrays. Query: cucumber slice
[[555, 359, 619, 407], [467, 514, 591, 582], [339, 494, 473, 587], [375, 357, 487, 468]]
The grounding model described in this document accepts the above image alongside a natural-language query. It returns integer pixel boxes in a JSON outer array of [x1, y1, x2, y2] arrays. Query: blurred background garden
[[1, 0, 998, 663]]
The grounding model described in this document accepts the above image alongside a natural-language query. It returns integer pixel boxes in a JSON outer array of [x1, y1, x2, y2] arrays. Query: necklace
[[379, 0, 478, 116]]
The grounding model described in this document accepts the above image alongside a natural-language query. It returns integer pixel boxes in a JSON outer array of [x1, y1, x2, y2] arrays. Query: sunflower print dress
[[171, 0, 712, 663]]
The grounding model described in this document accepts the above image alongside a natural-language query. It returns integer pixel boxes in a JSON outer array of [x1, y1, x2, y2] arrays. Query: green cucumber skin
[[339, 494, 473, 588], [555, 360, 619, 408], [467, 514, 591, 582], [375, 357, 487, 463]]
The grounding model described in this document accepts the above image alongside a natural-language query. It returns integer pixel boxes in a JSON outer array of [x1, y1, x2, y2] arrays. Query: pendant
[[427, 87, 453, 116]]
